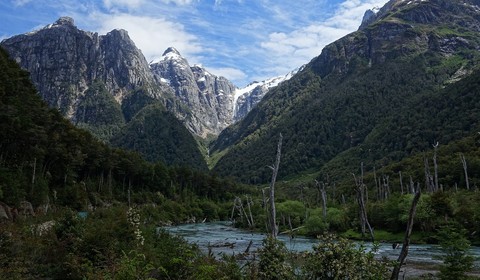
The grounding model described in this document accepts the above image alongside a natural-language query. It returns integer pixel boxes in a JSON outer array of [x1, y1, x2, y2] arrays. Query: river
[[165, 221, 480, 268]]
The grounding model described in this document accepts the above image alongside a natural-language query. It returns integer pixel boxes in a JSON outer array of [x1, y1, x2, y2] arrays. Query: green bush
[[301, 234, 389, 279], [257, 237, 295, 280], [437, 224, 475, 280]]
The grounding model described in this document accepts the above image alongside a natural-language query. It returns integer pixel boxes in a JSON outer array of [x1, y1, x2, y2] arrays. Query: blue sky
[[0, 0, 389, 87]]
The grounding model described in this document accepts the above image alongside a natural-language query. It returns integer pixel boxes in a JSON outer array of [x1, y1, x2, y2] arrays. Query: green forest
[[1, 44, 480, 279]]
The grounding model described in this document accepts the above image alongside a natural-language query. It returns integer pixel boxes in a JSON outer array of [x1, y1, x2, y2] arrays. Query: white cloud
[[208, 67, 247, 82], [259, 0, 389, 76], [103, 0, 145, 9], [93, 13, 202, 63], [12, 0, 32, 6], [4, 0, 390, 86], [159, 0, 197, 5], [103, 0, 195, 10]]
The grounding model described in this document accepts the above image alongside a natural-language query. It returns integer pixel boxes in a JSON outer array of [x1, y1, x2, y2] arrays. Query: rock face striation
[[150, 47, 236, 137], [1, 17, 158, 119]]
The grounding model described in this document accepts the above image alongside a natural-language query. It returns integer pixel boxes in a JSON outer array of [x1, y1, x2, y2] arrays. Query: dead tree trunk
[[409, 176, 415, 194], [373, 165, 379, 201], [245, 195, 255, 228], [424, 156, 433, 193], [261, 188, 270, 232], [315, 180, 328, 220], [390, 186, 421, 280], [268, 133, 283, 238], [399, 171, 404, 195], [433, 142, 439, 192], [460, 154, 470, 190], [383, 175, 390, 200], [353, 165, 374, 242]]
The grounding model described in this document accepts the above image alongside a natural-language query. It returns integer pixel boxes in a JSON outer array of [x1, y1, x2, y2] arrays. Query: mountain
[[0, 17, 206, 169], [0, 17, 284, 140], [150, 47, 236, 137], [1, 17, 160, 117], [111, 103, 208, 170], [211, 0, 480, 184], [233, 68, 300, 122]]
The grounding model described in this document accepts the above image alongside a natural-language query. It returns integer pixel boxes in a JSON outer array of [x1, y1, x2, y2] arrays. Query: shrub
[[301, 234, 389, 279]]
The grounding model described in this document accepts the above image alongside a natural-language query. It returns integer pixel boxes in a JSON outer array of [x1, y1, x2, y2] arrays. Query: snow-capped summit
[[233, 67, 301, 121], [162, 46, 181, 56], [150, 47, 236, 137]]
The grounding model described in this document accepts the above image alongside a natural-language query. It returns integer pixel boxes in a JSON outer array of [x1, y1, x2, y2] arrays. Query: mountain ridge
[[211, 0, 480, 183], [0, 18, 293, 139]]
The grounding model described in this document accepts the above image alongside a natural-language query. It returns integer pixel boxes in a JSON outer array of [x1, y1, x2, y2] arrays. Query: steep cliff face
[[150, 47, 236, 137], [1, 17, 157, 120]]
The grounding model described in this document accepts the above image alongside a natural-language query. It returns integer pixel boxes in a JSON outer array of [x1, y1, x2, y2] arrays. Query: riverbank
[[164, 221, 480, 277]]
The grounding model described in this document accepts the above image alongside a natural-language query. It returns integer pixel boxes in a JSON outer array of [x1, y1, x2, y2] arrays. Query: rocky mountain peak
[[1, 17, 158, 118], [359, 7, 380, 29], [106, 28, 131, 41], [54, 16, 75, 26], [162, 47, 181, 56], [150, 47, 237, 137]]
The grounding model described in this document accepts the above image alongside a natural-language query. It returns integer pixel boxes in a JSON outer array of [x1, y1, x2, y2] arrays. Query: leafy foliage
[[75, 80, 125, 141], [437, 223, 475, 280], [0, 46, 235, 209], [111, 103, 208, 170], [257, 237, 295, 280], [301, 234, 390, 279]]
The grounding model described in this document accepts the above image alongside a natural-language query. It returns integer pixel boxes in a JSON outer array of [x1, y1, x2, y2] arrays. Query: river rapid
[[165, 221, 480, 268]]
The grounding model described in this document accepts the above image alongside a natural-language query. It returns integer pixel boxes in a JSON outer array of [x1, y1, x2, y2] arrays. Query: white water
[[165, 221, 480, 267]]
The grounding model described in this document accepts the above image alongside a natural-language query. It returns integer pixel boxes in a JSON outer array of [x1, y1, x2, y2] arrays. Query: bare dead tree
[[409, 176, 415, 194], [391, 185, 422, 280], [245, 195, 255, 228], [382, 175, 390, 200], [315, 180, 327, 220], [296, 183, 308, 221], [424, 155, 434, 193], [231, 197, 253, 228], [353, 163, 374, 241], [267, 133, 283, 238], [373, 165, 379, 200], [460, 154, 470, 190], [433, 142, 439, 192], [261, 187, 270, 232], [399, 171, 404, 195]]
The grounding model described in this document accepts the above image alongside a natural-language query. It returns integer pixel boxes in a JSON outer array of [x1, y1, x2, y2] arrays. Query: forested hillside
[[0, 46, 231, 209], [211, 0, 480, 184]]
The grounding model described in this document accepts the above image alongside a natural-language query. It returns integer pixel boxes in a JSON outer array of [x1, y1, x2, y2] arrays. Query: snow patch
[[232, 66, 302, 114], [160, 78, 171, 85]]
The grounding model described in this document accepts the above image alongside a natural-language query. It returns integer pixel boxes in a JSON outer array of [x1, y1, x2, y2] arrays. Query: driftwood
[[390, 186, 421, 280], [279, 226, 306, 235]]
